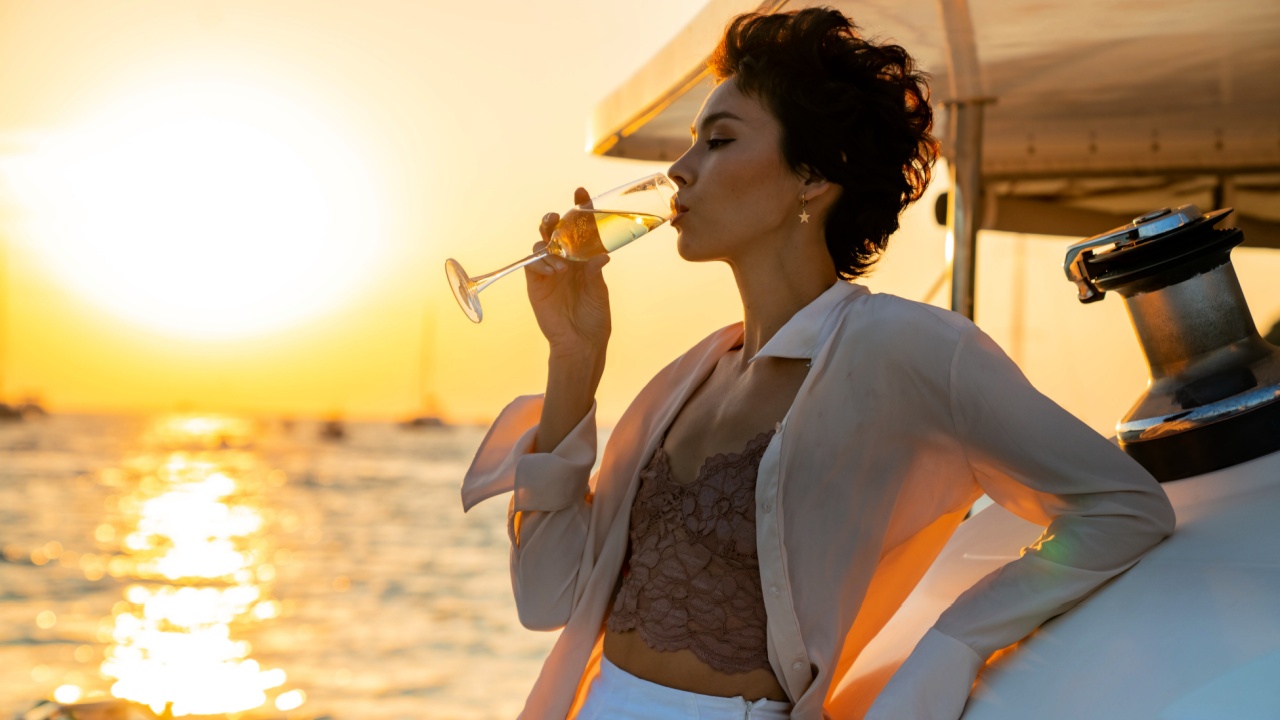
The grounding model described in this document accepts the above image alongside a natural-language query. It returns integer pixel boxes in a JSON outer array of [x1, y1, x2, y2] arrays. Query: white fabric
[[576, 655, 793, 720], [461, 280, 1176, 719], [590, 1, 1280, 179], [865, 450, 1280, 719], [864, 628, 984, 720]]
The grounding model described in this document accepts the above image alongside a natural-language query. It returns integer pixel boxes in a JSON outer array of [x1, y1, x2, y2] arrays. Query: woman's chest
[[661, 354, 811, 484]]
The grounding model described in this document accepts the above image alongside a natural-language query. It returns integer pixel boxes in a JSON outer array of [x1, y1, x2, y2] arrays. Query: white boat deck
[[835, 449, 1280, 719]]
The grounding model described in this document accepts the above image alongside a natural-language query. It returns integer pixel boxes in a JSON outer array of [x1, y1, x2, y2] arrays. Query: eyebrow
[[689, 111, 743, 138]]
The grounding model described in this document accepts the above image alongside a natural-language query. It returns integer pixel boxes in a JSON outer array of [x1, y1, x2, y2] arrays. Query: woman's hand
[[525, 187, 612, 355], [527, 187, 611, 453]]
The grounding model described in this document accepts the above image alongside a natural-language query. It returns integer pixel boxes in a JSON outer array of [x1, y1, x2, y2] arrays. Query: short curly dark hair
[[709, 7, 939, 278]]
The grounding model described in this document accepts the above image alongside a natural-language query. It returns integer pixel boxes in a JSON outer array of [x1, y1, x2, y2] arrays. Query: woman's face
[[667, 80, 806, 263]]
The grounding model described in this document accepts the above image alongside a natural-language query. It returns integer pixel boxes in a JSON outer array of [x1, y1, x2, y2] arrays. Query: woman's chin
[[675, 235, 714, 263], [675, 235, 692, 261]]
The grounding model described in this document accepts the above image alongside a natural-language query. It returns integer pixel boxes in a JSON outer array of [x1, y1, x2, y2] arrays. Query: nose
[[667, 147, 694, 188]]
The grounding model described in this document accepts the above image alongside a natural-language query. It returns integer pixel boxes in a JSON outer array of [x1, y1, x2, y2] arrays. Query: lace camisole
[[606, 428, 776, 674]]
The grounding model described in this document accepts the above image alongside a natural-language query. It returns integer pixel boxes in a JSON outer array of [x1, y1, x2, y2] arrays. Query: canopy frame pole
[[935, 0, 989, 320], [947, 100, 987, 320]]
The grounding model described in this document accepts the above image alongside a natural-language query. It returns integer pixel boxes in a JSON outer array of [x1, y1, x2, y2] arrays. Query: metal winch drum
[[1064, 205, 1280, 481]]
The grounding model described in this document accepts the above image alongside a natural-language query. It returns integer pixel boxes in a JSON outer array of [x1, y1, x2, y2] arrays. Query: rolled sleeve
[[513, 405, 598, 513], [460, 395, 597, 512], [460, 395, 601, 631], [865, 628, 984, 720]]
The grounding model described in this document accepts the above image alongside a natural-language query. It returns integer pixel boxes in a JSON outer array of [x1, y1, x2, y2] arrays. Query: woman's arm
[[868, 324, 1175, 719], [538, 346, 606, 453], [460, 189, 614, 630], [526, 187, 612, 453], [938, 326, 1175, 650]]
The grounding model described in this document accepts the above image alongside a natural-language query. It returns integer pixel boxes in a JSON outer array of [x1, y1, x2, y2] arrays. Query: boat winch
[[1064, 205, 1280, 481]]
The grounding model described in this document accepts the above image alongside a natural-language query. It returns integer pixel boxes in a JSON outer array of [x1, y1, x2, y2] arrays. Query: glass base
[[444, 258, 483, 323]]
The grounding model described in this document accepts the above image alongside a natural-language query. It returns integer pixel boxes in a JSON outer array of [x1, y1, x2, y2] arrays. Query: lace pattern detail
[[607, 429, 775, 674]]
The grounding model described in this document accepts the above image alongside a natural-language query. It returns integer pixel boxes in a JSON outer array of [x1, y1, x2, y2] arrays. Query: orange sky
[[1, 0, 1278, 432]]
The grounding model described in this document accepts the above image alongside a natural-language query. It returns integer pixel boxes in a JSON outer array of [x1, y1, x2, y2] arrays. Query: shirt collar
[[749, 280, 868, 362]]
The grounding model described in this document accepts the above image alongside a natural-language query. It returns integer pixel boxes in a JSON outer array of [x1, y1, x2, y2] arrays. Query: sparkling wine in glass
[[445, 173, 676, 323]]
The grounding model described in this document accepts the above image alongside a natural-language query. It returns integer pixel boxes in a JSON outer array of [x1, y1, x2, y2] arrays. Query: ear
[[797, 165, 836, 201]]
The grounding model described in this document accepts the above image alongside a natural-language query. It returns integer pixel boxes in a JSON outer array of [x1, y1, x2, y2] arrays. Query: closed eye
[[707, 138, 733, 149]]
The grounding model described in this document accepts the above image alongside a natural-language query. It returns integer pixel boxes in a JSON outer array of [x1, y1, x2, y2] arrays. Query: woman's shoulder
[[809, 290, 983, 412], [839, 289, 975, 351]]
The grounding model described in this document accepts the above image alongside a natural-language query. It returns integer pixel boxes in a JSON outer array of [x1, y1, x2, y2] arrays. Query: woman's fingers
[[584, 254, 610, 289], [529, 188, 590, 278], [527, 238, 568, 276], [539, 213, 558, 241], [527, 239, 551, 276], [531, 212, 568, 274], [585, 254, 609, 273]]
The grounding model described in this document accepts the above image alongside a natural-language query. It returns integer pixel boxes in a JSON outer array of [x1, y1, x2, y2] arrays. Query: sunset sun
[[12, 78, 386, 341]]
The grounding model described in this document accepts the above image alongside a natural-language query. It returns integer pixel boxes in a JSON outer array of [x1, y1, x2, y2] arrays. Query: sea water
[[0, 413, 556, 719]]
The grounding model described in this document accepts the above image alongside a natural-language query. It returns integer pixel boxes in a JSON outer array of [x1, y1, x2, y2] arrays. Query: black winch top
[[1064, 205, 1242, 302]]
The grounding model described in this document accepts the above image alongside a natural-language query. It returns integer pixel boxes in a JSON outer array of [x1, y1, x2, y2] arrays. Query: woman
[[461, 8, 1174, 719]]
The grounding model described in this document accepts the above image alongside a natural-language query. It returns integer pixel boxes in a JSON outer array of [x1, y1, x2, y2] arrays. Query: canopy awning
[[590, 0, 1280, 245]]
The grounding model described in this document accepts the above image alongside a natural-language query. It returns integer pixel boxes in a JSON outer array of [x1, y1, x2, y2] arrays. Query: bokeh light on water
[[0, 412, 558, 719], [97, 415, 297, 716]]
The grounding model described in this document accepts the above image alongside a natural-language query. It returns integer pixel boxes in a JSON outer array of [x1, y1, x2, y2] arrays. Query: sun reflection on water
[[92, 414, 301, 717]]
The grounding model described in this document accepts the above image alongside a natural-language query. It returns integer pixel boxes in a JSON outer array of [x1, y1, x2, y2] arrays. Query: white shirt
[[461, 281, 1175, 719]]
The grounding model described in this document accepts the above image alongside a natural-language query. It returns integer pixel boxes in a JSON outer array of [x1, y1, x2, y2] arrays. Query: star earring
[[798, 194, 811, 224]]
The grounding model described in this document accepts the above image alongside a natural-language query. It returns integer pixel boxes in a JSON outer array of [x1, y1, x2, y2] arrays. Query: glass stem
[[471, 250, 550, 295]]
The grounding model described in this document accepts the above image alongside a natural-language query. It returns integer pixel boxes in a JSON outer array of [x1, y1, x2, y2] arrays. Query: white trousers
[[576, 655, 793, 719]]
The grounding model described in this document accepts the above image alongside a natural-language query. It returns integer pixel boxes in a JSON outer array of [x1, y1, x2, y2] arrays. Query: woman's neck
[[730, 235, 839, 360]]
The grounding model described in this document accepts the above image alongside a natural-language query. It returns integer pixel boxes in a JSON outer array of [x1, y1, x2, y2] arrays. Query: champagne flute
[[445, 173, 677, 323]]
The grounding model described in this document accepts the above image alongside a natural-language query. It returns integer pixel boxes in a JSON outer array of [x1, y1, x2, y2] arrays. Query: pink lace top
[[606, 428, 776, 674]]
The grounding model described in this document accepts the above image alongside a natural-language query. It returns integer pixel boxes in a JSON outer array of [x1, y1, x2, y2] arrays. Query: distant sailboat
[[319, 414, 346, 442], [400, 303, 445, 430], [0, 230, 41, 421]]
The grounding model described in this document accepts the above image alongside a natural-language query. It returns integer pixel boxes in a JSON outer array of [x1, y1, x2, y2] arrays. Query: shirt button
[[770, 586, 780, 597], [762, 501, 773, 514], [792, 661, 805, 671]]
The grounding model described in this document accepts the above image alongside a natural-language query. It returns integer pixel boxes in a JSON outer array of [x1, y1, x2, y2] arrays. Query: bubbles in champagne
[[549, 211, 666, 261]]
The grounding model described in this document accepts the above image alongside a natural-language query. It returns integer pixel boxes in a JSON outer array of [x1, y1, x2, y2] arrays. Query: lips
[[670, 196, 690, 227]]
